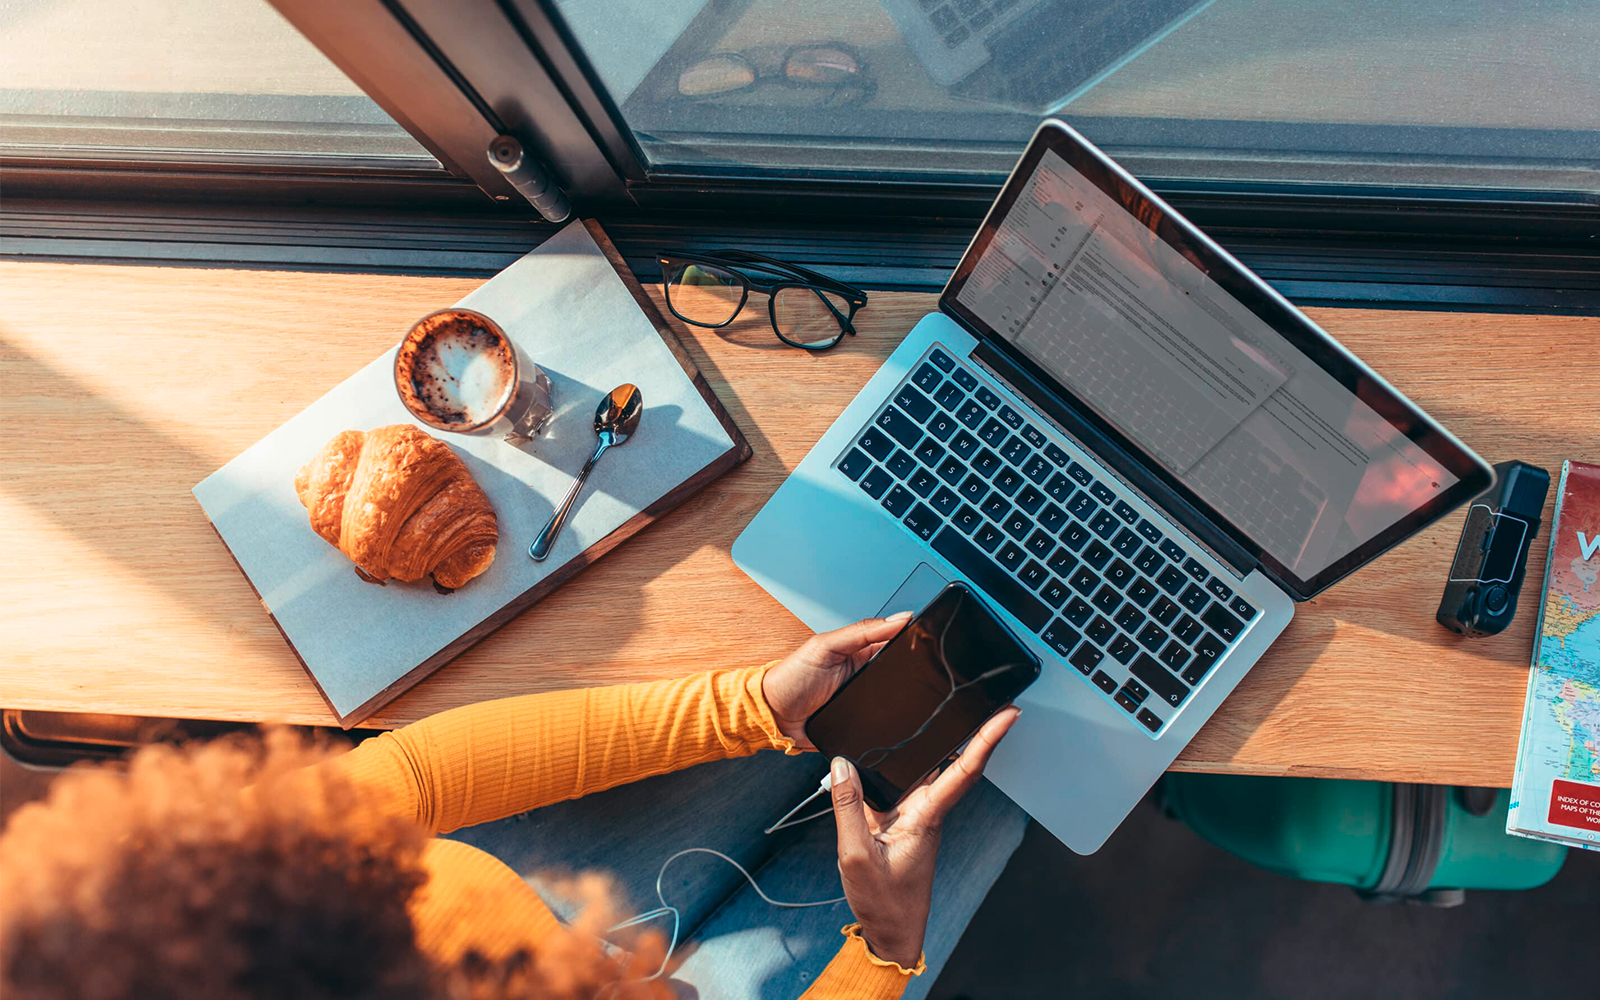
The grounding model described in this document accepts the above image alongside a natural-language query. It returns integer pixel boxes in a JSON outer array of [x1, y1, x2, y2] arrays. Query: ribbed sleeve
[[797, 924, 923, 1000], [329, 662, 797, 833]]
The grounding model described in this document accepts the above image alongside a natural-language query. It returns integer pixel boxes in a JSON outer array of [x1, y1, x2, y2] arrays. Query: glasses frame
[[657, 248, 869, 350], [674, 43, 878, 107]]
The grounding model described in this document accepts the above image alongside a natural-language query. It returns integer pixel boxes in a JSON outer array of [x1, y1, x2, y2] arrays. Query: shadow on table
[[0, 332, 674, 721], [1172, 600, 1337, 772]]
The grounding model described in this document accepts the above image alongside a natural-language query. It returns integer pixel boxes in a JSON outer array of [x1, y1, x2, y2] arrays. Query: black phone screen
[[806, 584, 1041, 811]]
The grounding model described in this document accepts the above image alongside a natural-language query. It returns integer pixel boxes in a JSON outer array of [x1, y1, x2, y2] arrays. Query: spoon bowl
[[594, 383, 645, 447], [529, 383, 643, 561]]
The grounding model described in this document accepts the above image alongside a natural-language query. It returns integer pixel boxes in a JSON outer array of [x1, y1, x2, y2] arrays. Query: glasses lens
[[784, 47, 859, 86], [678, 54, 757, 96], [772, 286, 852, 348], [666, 261, 745, 326]]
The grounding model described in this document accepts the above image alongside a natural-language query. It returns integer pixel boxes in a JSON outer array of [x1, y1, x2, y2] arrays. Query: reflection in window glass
[[552, 0, 1600, 192], [0, 0, 438, 164]]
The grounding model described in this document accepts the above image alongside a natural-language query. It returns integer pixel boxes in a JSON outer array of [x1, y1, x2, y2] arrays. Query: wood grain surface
[[2, 260, 1596, 785], [200, 221, 752, 728]]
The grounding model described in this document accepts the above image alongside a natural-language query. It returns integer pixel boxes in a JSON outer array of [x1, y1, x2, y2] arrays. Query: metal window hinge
[[487, 135, 571, 223]]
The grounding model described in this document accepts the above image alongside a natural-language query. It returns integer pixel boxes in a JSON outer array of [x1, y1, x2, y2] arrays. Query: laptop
[[731, 119, 1492, 853], [879, 0, 1215, 108]]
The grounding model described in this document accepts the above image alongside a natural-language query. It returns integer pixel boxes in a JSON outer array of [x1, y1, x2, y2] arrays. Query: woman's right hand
[[826, 706, 1021, 969]]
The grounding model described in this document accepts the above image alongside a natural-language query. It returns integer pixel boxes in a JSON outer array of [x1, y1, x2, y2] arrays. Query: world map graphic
[[1509, 463, 1600, 849]]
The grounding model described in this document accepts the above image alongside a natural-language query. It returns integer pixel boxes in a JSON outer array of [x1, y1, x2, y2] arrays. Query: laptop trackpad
[[876, 562, 949, 618]]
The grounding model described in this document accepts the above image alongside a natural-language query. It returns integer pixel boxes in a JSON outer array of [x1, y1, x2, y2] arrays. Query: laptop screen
[[943, 122, 1490, 598]]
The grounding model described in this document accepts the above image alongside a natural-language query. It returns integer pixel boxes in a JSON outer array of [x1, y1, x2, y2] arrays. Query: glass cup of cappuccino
[[393, 308, 554, 443]]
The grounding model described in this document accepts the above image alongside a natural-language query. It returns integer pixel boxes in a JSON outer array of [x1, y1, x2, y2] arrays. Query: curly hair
[[0, 730, 670, 1000]]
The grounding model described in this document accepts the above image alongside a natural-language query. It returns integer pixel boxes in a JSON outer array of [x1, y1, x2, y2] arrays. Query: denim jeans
[[448, 750, 1029, 1000]]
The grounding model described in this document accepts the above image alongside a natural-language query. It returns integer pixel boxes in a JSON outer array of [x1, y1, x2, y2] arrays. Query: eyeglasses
[[676, 45, 877, 107], [658, 249, 868, 351]]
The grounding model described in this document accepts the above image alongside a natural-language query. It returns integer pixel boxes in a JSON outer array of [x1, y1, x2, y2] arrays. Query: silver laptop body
[[733, 119, 1491, 853]]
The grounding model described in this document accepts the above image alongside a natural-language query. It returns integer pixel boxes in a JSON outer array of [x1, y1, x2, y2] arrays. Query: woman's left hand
[[761, 613, 912, 749]]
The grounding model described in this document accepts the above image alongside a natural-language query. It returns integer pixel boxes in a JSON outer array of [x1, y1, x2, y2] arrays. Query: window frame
[[490, 0, 1599, 238], [0, 0, 532, 208], [4, 0, 1597, 246]]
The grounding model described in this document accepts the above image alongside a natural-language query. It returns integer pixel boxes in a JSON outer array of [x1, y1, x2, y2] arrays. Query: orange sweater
[[328, 662, 922, 999]]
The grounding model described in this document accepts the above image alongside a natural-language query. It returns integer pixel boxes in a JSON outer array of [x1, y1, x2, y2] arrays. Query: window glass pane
[[0, 0, 439, 165], [553, 0, 1599, 193]]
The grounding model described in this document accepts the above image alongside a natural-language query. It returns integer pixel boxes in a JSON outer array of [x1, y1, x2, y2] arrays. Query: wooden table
[[2, 260, 1596, 786]]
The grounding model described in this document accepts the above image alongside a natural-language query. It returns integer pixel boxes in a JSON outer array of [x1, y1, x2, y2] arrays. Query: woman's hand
[[828, 707, 1020, 969], [761, 613, 912, 749]]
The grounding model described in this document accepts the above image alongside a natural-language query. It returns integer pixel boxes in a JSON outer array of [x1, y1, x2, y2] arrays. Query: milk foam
[[409, 323, 515, 425]]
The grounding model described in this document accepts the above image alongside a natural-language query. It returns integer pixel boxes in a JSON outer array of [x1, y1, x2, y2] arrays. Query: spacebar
[[931, 527, 1050, 633]]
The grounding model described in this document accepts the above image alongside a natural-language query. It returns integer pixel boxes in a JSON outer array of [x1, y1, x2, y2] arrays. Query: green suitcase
[[1160, 773, 1567, 905]]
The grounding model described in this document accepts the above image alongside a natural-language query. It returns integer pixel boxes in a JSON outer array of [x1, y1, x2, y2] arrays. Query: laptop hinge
[[971, 341, 1258, 579]]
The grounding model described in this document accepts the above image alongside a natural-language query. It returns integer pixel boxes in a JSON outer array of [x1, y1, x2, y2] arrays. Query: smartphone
[[806, 583, 1041, 811]]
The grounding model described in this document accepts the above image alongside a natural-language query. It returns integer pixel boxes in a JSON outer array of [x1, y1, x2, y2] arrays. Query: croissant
[[295, 424, 498, 589]]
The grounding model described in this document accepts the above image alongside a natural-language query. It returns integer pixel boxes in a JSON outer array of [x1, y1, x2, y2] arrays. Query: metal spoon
[[529, 383, 644, 561]]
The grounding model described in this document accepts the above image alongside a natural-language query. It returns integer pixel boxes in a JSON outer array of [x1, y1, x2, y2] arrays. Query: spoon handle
[[529, 439, 608, 561]]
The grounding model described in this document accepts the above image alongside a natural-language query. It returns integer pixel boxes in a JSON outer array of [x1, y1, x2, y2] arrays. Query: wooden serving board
[[192, 220, 750, 727]]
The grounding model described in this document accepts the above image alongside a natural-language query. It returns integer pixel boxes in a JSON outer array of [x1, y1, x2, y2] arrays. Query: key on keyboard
[[1041, 619, 1079, 656], [1000, 436, 1029, 465], [926, 411, 958, 441], [974, 523, 1003, 552], [1082, 540, 1113, 570], [839, 448, 870, 481], [912, 363, 942, 392], [903, 503, 939, 540], [1070, 644, 1103, 675], [887, 449, 915, 478], [1131, 654, 1187, 708], [838, 360, 1264, 739], [860, 467, 891, 498], [931, 527, 1049, 631], [882, 485, 913, 517], [877, 406, 921, 447], [996, 541, 1025, 570], [1201, 603, 1245, 642], [1062, 595, 1093, 626], [895, 386, 934, 422], [952, 504, 981, 533], [1045, 472, 1074, 503]]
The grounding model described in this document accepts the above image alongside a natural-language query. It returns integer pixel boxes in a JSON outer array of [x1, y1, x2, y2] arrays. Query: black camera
[[1437, 461, 1550, 638]]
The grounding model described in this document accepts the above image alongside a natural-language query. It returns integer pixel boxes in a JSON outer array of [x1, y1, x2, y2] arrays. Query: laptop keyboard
[[919, 0, 1021, 49], [834, 346, 1259, 736]]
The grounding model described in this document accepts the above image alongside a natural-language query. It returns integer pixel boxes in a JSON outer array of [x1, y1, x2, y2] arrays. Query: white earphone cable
[[607, 847, 847, 982], [607, 596, 1027, 984]]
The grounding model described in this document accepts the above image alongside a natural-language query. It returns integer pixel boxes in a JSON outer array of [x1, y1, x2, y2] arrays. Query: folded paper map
[[1507, 460, 1600, 851]]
